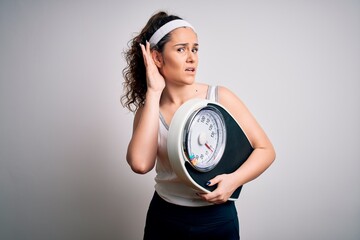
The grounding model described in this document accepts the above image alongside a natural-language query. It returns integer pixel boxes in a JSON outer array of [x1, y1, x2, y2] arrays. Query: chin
[[170, 76, 196, 86], [184, 76, 196, 85]]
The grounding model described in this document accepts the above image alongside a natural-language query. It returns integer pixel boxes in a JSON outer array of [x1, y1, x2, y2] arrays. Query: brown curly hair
[[121, 11, 182, 112]]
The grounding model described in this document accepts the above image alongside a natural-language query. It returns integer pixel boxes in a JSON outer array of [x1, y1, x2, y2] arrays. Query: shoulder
[[217, 85, 244, 106], [216, 85, 253, 122]]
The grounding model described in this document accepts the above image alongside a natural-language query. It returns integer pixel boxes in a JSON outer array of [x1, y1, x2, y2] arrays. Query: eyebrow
[[173, 43, 199, 47]]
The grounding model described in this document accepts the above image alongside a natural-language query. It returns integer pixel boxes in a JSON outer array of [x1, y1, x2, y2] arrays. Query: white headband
[[149, 19, 195, 47]]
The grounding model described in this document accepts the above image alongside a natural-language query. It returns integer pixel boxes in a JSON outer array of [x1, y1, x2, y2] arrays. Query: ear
[[151, 50, 163, 68]]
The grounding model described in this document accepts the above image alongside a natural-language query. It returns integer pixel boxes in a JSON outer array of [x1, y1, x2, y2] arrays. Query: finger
[[139, 42, 144, 52], [198, 190, 220, 202], [206, 175, 223, 187], [145, 40, 151, 55], [207, 191, 229, 204], [141, 41, 155, 69], [139, 43, 149, 66], [145, 41, 155, 67], [204, 195, 226, 204]]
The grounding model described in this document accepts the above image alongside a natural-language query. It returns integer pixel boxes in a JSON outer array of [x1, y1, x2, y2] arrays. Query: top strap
[[207, 85, 218, 102]]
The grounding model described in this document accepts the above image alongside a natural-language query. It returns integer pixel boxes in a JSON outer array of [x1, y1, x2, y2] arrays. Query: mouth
[[185, 67, 196, 72]]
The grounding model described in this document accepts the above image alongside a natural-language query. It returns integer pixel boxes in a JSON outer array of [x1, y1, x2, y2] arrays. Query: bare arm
[[126, 92, 161, 174], [199, 86, 276, 203], [126, 41, 165, 174], [220, 86, 275, 184]]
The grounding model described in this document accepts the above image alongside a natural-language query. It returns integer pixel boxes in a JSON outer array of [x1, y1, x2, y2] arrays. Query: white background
[[1, 0, 359, 239]]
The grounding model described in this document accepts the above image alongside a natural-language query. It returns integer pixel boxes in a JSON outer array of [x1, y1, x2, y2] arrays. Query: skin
[[126, 27, 276, 204]]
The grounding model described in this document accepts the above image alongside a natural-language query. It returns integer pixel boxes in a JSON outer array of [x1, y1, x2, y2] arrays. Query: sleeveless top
[[155, 85, 218, 207]]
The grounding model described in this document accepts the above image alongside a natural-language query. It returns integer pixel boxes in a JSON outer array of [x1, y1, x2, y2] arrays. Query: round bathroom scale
[[167, 99, 253, 200]]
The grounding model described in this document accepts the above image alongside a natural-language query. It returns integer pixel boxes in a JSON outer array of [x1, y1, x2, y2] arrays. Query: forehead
[[168, 27, 198, 44]]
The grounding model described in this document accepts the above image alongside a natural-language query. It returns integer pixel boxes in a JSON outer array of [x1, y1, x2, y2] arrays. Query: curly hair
[[121, 11, 182, 112]]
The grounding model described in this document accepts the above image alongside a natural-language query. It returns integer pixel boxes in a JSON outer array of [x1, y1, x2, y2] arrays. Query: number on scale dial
[[184, 106, 226, 172]]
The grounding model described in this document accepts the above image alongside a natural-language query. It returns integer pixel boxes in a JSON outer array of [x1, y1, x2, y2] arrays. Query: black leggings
[[144, 191, 240, 240]]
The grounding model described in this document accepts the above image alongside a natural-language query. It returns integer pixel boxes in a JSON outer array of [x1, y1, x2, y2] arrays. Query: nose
[[186, 50, 196, 63]]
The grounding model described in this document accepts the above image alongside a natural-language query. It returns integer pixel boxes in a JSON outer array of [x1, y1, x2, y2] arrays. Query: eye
[[192, 48, 199, 53], [177, 47, 185, 53]]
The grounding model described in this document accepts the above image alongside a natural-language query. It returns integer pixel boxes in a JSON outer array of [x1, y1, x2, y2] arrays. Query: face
[[155, 27, 199, 85]]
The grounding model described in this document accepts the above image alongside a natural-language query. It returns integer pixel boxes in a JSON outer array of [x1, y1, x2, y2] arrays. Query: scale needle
[[205, 143, 213, 152]]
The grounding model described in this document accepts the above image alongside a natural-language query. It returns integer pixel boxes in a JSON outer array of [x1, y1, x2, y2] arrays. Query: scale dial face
[[183, 106, 226, 172]]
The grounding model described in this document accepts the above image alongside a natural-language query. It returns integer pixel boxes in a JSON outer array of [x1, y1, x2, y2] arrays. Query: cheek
[[163, 55, 183, 71]]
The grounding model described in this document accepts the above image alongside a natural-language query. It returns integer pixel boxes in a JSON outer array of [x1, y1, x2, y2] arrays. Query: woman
[[122, 11, 275, 240]]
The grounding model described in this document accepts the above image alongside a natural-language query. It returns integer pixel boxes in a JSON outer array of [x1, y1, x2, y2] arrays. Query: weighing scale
[[167, 99, 254, 200]]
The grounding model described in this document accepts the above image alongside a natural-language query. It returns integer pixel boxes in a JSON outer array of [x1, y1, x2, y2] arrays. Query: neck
[[160, 83, 199, 106]]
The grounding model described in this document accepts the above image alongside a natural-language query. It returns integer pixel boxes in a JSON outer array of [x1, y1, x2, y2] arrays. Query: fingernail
[[206, 181, 211, 186]]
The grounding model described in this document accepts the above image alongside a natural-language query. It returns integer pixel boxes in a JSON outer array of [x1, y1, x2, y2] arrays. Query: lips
[[185, 67, 196, 72]]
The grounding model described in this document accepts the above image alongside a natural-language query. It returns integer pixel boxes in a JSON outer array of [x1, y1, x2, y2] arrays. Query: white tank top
[[155, 85, 218, 206]]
